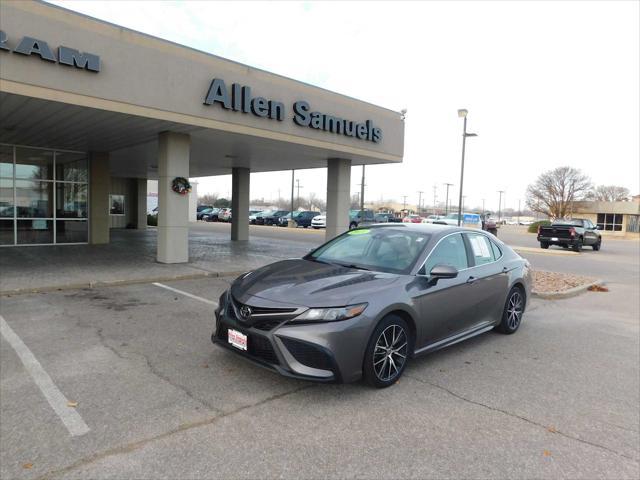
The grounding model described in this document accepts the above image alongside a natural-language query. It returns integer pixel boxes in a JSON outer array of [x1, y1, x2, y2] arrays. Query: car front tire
[[572, 238, 583, 252], [495, 286, 525, 334], [592, 239, 601, 251], [363, 315, 411, 388], [540, 242, 549, 249]]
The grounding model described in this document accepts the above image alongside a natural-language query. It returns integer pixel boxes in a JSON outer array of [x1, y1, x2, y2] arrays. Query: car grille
[[217, 324, 279, 366], [229, 296, 299, 329], [279, 337, 333, 371]]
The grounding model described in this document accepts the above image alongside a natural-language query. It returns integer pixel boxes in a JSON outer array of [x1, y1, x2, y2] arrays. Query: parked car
[[212, 224, 532, 388], [197, 204, 213, 213], [257, 210, 289, 226], [251, 210, 270, 224], [278, 211, 321, 227], [349, 209, 375, 229], [422, 215, 443, 224], [436, 213, 482, 229], [197, 207, 214, 220], [203, 208, 221, 222], [537, 218, 601, 252], [248, 210, 263, 222], [374, 213, 401, 223], [219, 208, 232, 222], [482, 214, 499, 236], [311, 214, 326, 229], [402, 214, 423, 224]]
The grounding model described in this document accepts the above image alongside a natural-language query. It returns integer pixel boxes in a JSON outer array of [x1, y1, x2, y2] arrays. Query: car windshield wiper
[[333, 262, 370, 271]]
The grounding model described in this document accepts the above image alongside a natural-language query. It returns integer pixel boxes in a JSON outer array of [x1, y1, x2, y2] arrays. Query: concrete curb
[[513, 246, 580, 256], [533, 279, 605, 299], [0, 270, 247, 297]]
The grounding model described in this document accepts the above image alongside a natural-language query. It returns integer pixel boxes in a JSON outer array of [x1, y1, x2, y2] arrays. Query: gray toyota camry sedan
[[212, 224, 532, 388]]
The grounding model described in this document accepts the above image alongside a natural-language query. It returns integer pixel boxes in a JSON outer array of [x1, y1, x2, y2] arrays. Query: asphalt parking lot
[[1, 227, 638, 479]]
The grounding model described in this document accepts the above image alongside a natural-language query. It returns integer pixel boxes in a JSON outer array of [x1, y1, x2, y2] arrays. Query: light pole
[[444, 183, 453, 215], [517, 199, 521, 225], [433, 185, 437, 215], [359, 165, 366, 220], [456, 109, 478, 226], [417, 191, 423, 216], [482, 198, 485, 216], [289, 170, 295, 227], [497, 190, 504, 222], [401, 195, 408, 214]]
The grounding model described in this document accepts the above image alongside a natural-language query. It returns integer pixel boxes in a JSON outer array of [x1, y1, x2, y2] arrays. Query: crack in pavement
[[37, 383, 316, 480], [406, 375, 638, 462]]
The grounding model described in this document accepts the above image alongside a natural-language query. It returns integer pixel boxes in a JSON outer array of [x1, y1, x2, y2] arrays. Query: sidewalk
[[0, 228, 312, 294]]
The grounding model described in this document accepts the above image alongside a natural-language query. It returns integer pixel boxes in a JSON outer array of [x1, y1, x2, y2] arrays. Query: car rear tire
[[572, 238, 583, 252], [363, 315, 411, 388], [495, 286, 525, 334], [540, 242, 549, 249]]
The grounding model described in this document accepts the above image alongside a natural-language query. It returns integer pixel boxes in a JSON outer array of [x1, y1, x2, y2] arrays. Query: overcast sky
[[50, 0, 639, 211]]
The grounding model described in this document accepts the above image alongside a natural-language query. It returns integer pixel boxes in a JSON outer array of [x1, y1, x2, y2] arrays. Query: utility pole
[[289, 170, 295, 227], [456, 109, 478, 226], [359, 165, 366, 220], [401, 195, 408, 214], [432, 185, 437, 215], [517, 199, 521, 225], [462, 195, 466, 214], [417, 191, 423, 216], [497, 190, 504, 222], [444, 183, 453, 215], [295, 179, 303, 209]]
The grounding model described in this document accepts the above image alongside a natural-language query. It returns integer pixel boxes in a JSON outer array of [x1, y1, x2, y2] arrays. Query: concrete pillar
[[231, 167, 250, 241], [188, 181, 198, 222], [136, 178, 147, 229], [89, 152, 110, 244], [157, 132, 190, 263], [325, 158, 351, 240]]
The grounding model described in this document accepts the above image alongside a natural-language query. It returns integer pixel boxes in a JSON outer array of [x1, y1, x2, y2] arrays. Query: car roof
[[355, 223, 472, 237]]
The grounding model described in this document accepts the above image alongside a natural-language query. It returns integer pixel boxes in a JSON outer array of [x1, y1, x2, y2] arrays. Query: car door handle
[[466, 276, 476, 284], [502, 267, 508, 273]]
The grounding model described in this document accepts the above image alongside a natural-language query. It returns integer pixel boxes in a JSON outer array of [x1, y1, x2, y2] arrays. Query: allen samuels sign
[[204, 78, 383, 143]]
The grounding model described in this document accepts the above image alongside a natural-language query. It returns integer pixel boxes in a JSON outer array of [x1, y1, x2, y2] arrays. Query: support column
[[89, 152, 110, 244], [231, 167, 250, 241], [136, 178, 147, 229], [157, 132, 190, 263], [325, 158, 351, 240]]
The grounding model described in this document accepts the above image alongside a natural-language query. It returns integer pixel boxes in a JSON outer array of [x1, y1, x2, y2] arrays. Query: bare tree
[[525, 167, 592, 218], [198, 193, 218, 205], [585, 185, 630, 202]]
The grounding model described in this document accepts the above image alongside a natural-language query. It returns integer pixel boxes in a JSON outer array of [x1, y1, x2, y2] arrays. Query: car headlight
[[292, 303, 368, 323]]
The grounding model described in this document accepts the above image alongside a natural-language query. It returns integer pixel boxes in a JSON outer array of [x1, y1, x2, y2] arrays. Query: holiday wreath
[[171, 177, 192, 195]]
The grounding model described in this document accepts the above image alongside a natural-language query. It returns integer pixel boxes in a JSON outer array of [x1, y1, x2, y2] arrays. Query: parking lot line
[[0, 315, 90, 437], [152, 282, 219, 307]]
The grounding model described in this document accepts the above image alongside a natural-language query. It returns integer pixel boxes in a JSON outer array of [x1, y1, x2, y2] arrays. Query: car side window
[[466, 233, 494, 266], [490, 240, 502, 260], [422, 233, 468, 274]]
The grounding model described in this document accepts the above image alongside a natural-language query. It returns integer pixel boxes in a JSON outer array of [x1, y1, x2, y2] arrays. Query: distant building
[[571, 197, 640, 235]]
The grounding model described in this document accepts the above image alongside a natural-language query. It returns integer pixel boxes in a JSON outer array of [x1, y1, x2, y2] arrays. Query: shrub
[[147, 214, 157, 226], [528, 220, 551, 233]]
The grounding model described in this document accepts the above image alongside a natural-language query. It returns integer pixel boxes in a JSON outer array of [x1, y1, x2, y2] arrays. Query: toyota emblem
[[239, 305, 252, 320]]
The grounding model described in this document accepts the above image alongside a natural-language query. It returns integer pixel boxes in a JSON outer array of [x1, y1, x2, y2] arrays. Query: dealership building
[[0, 1, 404, 262]]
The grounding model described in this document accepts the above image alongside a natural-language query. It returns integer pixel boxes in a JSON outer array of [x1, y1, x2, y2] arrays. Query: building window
[[627, 215, 639, 234], [596, 213, 623, 232], [0, 144, 88, 246]]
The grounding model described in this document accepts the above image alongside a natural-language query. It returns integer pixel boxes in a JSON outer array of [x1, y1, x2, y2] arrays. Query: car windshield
[[308, 228, 431, 274]]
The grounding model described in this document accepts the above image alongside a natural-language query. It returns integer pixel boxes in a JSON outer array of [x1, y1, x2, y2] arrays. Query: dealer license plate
[[551, 237, 558, 241], [228, 329, 247, 351]]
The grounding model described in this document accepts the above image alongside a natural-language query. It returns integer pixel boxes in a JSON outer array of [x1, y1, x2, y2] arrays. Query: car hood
[[230, 259, 400, 308]]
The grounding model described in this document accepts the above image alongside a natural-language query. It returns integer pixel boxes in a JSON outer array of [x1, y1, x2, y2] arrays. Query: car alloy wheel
[[496, 287, 525, 334], [373, 324, 408, 382], [506, 291, 523, 330]]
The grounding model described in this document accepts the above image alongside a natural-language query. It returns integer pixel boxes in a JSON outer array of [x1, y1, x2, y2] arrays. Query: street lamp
[[443, 183, 453, 215], [497, 190, 505, 222], [457, 109, 478, 226]]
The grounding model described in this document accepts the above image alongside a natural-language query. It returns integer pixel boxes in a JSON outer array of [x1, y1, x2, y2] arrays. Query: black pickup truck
[[537, 218, 602, 252]]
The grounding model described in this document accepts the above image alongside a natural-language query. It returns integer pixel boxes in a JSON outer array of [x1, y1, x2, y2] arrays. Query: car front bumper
[[212, 294, 370, 383]]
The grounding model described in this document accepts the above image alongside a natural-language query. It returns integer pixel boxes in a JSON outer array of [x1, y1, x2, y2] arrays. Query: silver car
[[212, 224, 532, 388]]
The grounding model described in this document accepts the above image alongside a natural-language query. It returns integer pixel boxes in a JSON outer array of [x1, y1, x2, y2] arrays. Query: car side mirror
[[430, 264, 459, 280]]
